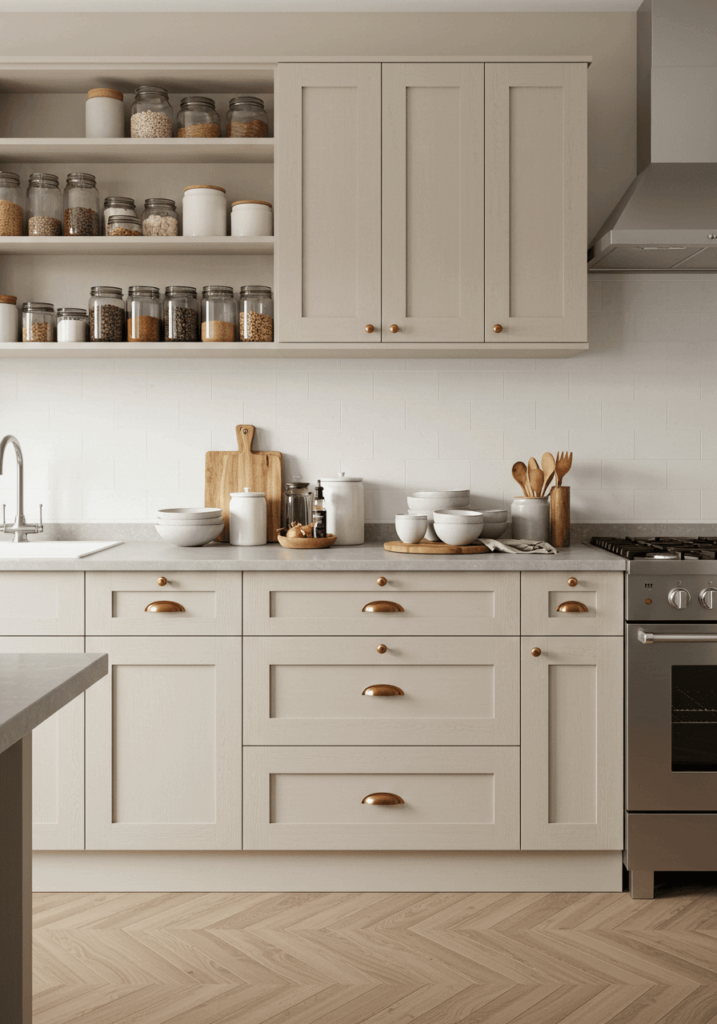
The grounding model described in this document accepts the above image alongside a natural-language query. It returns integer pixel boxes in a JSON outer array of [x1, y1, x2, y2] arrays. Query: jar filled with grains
[[63, 172, 100, 236], [239, 285, 273, 342], [127, 285, 161, 342], [226, 96, 269, 138], [107, 214, 142, 237], [177, 96, 221, 138], [103, 196, 136, 234], [89, 285, 125, 341], [201, 285, 236, 342], [142, 198, 178, 236], [27, 173, 62, 236], [57, 308, 89, 343], [131, 86, 173, 138], [85, 88, 124, 138], [164, 285, 199, 342], [0, 172, 23, 236], [21, 301, 55, 343], [182, 185, 226, 236], [0, 295, 18, 343]]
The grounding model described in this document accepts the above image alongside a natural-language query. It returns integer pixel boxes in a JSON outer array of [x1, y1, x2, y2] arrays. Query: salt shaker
[[229, 488, 267, 546]]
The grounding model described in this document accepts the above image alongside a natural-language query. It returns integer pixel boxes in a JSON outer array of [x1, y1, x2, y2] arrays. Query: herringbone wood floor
[[33, 879, 717, 1024]]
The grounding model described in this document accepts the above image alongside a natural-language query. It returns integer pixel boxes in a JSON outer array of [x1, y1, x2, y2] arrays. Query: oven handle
[[638, 629, 717, 644]]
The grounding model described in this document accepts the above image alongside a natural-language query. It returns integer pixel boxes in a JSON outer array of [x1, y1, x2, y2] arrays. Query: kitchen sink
[[0, 541, 122, 558]]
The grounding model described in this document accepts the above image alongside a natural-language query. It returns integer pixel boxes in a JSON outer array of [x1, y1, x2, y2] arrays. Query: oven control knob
[[699, 587, 717, 609], [668, 587, 691, 609]]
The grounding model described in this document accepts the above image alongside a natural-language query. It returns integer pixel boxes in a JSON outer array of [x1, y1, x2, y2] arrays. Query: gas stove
[[591, 536, 717, 573]]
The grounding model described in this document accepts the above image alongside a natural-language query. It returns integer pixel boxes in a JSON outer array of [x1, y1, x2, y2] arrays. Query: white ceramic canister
[[0, 295, 18, 343], [182, 185, 227, 237], [85, 88, 125, 138], [229, 488, 267, 546], [510, 497, 550, 542], [322, 473, 365, 545], [231, 200, 273, 237]]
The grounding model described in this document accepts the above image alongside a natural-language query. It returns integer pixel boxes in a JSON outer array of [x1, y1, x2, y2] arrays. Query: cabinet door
[[85, 637, 242, 850], [276, 63, 381, 342], [485, 63, 587, 343], [382, 63, 484, 342], [0, 572, 83, 635], [521, 637, 623, 850]]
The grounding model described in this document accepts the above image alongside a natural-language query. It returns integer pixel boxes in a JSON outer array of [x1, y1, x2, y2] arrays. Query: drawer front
[[86, 571, 241, 636], [244, 747, 519, 850], [521, 571, 624, 636], [245, 636, 519, 746], [244, 571, 520, 636], [0, 571, 83, 635]]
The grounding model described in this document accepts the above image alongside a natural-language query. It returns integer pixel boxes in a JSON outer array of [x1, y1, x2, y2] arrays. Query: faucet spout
[[0, 435, 41, 543]]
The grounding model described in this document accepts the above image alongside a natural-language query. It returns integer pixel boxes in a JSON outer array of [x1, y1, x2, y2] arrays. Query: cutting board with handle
[[205, 425, 282, 543]]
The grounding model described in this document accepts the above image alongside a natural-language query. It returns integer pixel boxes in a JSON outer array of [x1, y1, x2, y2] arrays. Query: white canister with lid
[[0, 295, 18, 343], [182, 185, 227, 237], [85, 88, 125, 138], [322, 473, 364, 545], [229, 488, 267, 546], [231, 200, 273, 237]]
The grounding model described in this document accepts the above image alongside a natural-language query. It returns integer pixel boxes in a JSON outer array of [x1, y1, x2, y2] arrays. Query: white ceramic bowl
[[480, 522, 508, 539], [480, 509, 508, 523], [155, 521, 224, 547], [156, 507, 223, 520], [433, 509, 484, 525], [412, 489, 470, 500], [156, 516, 224, 528], [407, 495, 470, 512], [434, 521, 483, 545], [395, 514, 428, 544]]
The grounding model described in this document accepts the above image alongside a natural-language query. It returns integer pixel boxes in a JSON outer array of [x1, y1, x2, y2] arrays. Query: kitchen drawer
[[521, 571, 624, 636], [244, 746, 519, 850], [244, 571, 520, 636], [244, 635, 519, 746], [86, 571, 241, 636], [0, 572, 83, 635]]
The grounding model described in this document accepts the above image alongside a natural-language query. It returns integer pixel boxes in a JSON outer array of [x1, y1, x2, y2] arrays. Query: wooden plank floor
[[33, 879, 717, 1024]]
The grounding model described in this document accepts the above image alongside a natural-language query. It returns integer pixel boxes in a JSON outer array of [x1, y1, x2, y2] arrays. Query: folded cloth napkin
[[482, 538, 558, 555]]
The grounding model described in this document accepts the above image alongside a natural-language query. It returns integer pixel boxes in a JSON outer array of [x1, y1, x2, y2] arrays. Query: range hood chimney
[[589, 0, 717, 271]]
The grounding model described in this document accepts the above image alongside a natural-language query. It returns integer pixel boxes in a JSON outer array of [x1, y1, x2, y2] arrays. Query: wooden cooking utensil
[[540, 452, 556, 496], [528, 457, 544, 499], [555, 451, 573, 488], [512, 461, 531, 497], [205, 425, 282, 543]]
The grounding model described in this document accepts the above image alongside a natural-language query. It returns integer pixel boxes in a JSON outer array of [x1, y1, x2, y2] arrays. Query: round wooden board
[[277, 532, 337, 549], [384, 539, 489, 555]]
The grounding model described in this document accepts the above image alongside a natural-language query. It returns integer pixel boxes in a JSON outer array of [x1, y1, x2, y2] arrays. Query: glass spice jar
[[201, 285, 236, 342], [21, 301, 55, 343], [89, 285, 125, 341], [56, 307, 89, 343], [164, 285, 199, 342], [177, 96, 221, 138], [103, 196, 136, 234], [27, 172, 62, 236], [142, 197, 178, 236], [127, 285, 161, 342], [239, 285, 273, 342], [0, 172, 23, 236], [107, 214, 142, 237], [226, 96, 269, 138], [63, 172, 100, 236], [130, 86, 173, 138]]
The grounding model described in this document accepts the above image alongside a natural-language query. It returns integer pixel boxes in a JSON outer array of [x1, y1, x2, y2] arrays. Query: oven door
[[628, 623, 717, 810]]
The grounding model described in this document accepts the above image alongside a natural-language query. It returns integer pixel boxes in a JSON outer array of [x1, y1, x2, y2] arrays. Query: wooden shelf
[[0, 236, 273, 256], [0, 138, 274, 164]]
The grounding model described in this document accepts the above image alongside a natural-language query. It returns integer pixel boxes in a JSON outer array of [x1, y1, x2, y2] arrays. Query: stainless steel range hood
[[589, 0, 717, 272]]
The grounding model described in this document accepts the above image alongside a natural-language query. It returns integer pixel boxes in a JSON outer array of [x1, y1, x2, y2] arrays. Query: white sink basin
[[0, 541, 122, 558]]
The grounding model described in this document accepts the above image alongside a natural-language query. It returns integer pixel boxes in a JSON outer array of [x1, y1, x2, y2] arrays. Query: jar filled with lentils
[[239, 284, 273, 342], [177, 96, 221, 138], [131, 86, 173, 138], [127, 285, 161, 342], [89, 285, 125, 341], [226, 96, 269, 138], [63, 172, 100, 236], [0, 172, 23, 236], [142, 197, 178, 236], [201, 285, 236, 342], [27, 173, 62, 236], [165, 285, 199, 341], [103, 196, 136, 234], [107, 214, 142, 237], [21, 301, 55, 343]]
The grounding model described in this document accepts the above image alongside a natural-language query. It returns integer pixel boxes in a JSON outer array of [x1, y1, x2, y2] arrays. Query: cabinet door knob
[[376, 644, 388, 654], [362, 792, 404, 805], [556, 600, 589, 613], [493, 324, 503, 333], [362, 600, 404, 613], [362, 684, 404, 696], [157, 577, 168, 586], [365, 324, 375, 334], [377, 577, 387, 587], [568, 577, 578, 587], [531, 647, 541, 657], [389, 324, 399, 333], [145, 600, 186, 613]]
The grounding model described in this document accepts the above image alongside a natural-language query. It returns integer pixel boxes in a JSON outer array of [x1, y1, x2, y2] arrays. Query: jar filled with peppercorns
[[27, 173, 62, 236], [164, 286, 199, 342], [64, 172, 100, 236], [226, 96, 269, 138], [127, 285, 161, 342], [0, 172, 23, 237], [89, 285, 125, 341]]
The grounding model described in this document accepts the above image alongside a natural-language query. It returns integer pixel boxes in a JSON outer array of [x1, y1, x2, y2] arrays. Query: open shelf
[[0, 137, 274, 164], [0, 236, 273, 256]]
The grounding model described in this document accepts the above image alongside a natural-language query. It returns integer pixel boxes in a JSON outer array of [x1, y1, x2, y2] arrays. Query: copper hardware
[[376, 644, 388, 654], [646, 598, 652, 605], [362, 600, 404, 613], [362, 684, 404, 696], [556, 600, 589, 613], [365, 324, 375, 334], [362, 792, 404, 805], [157, 577, 168, 587], [144, 600, 186, 613], [568, 577, 578, 587], [531, 647, 541, 657], [493, 324, 503, 333], [377, 577, 387, 587], [389, 324, 399, 333]]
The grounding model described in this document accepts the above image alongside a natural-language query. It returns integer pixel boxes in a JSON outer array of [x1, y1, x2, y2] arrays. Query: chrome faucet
[[0, 435, 43, 542]]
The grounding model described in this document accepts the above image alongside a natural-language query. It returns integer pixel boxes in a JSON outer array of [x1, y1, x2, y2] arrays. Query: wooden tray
[[384, 539, 489, 555], [277, 531, 337, 550]]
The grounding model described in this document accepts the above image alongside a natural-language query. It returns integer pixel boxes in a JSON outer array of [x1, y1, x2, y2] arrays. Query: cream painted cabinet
[[0, 572, 83, 636]]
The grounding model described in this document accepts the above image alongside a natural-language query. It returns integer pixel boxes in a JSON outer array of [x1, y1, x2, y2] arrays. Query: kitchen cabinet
[[0, 572, 83, 636], [521, 571, 624, 636]]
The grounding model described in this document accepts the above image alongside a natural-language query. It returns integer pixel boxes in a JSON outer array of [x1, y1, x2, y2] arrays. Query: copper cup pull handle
[[362, 792, 404, 805], [362, 684, 404, 697], [145, 600, 186, 613], [556, 601, 589, 613], [362, 600, 404, 613]]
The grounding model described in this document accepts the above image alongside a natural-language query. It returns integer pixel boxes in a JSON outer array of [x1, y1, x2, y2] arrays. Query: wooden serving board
[[384, 540, 489, 555], [205, 425, 282, 543], [277, 532, 337, 550]]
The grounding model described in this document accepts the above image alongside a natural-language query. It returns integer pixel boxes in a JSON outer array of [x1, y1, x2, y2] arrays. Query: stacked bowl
[[155, 507, 224, 547], [480, 510, 509, 539], [406, 490, 470, 540]]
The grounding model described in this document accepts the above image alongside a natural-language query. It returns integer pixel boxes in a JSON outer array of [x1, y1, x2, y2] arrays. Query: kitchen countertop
[[0, 540, 626, 571]]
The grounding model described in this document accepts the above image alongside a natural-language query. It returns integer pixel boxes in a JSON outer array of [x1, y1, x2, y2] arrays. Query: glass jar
[[103, 196, 136, 234], [127, 285, 161, 342], [0, 295, 18, 343], [282, 480, 313, 531], [86, 88, 124, 138], [177, 96, 221, 138], [89, 285, 125, 341], [63, 172, 100, 236], [226, 96, 269, 138], [107, 214, 142, 237], [164, 285, 199, 342], [27, 173, 62, 236], [142, 198, 178, 236], [0, 172, 23, 236], [130, 86, 173, 138], [182, 185, 226, 236], [21, 301, 55, 343], [56, 307, 89, 343], [201, 285, 235, 342], [239, 285, 273, 342]]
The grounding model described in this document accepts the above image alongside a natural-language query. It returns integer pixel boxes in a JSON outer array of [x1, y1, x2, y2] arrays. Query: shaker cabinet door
[[485, 63, 587, 344], [382, 63, 484, 342], [275, 63, 381, 342]]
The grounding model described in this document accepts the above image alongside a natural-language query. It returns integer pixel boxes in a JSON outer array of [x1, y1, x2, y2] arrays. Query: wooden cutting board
[[205, 425, 282, 543], [384, 540, 489, 555]]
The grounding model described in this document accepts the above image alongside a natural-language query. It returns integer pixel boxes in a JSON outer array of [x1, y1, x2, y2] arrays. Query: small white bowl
[[157, 507, 223, 520], [412, 489, 470, 500], [434, 521, 483, 546], [155, 521, 224, 547], [407, 495, 470, 512], [433, 509, 484, 525], [481, 522, 508, 539], [157, 517, 224, 529], [480, 509, 508, 523], [395, 515, 427, 544]]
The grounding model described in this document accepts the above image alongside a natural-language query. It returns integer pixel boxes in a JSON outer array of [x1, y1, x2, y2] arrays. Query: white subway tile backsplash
[[471, 401, 535, 431], [634, 373, 701, 402], [277, 401, 341, 431], [406, 402, 471, 432], [374, 429, 439, 460], [602, 401, 667, 431], [309, 372, 373, 401], [438, 430, 503, 460], [438, 372, 504, 402], [536, 401, 601, 432], [83, 429, 147, 461], [406, 460, 471, 492], [635, 429, 701, 460], [602, 274, 668, 311], [374, 372, 438, 403], [668, 459, 717, 490], [571, 489, 636, 522], [309, 429, 374, 460], [508, 373, 570, 403], [341, 402, 405, 432], [570, 429, 635, 460], [635, 490, 701, 522], [602, 460, 666, 490]]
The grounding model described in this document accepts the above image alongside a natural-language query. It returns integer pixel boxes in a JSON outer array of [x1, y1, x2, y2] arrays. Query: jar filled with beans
[[0, 172, 23, 236], [127, 285, 161, 342], [165, 285, 199, 342], [177, 96, 221, 138], [239, 284, 273, 342], [63, 172, 100, 236], [27, 173, 62, 236], [107, 214, 142, 237], [131, 86, 173, 138], [103, 196, 137, 234], [89, 285, 125, 341], [21, 301, 55, 343], [226, 96, 269, 138], [201, 285, 236, 342], [142, 197, 178, 236]]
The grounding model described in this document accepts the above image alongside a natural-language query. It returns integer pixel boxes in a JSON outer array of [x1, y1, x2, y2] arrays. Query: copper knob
[[568, 577, 578, 587], [493, 324, 503, 333], [531, 647, 541, 657], [365, 324, 375, 334], [377, 644, 387, 654], [389, 324, 399, 333], [377, 577, 387, 587], [157, 577, 167, 587]]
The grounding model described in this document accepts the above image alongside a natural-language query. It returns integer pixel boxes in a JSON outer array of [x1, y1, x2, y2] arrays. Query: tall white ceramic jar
[[85, 88, 125, 138], [0, 295, 18, 342], [229, 488, 267, 546], [322, 473, 364, 545], [511, 497, 550, 542], [182, 185, 227, 236]]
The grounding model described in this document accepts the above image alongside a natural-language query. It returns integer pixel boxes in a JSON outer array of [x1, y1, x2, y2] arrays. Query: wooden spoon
[[555, 451, 573, 488], [540, 452, 556, 496], [512, 461, 531, 497], [528, 456, 544, 499]]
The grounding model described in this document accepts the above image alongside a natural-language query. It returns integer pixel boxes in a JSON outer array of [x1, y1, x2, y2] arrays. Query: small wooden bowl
[[277, 529, 337, 550]]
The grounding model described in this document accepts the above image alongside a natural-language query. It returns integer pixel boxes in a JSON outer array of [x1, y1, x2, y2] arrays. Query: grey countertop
[[0, 540, 626, 571], [0, 654, 108, 755]]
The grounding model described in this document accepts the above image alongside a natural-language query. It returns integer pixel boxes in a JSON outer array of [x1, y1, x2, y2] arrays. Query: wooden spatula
[[512, 462, 531, 497], [540, 452, 556, 496], [528, 457, 544, 499]]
